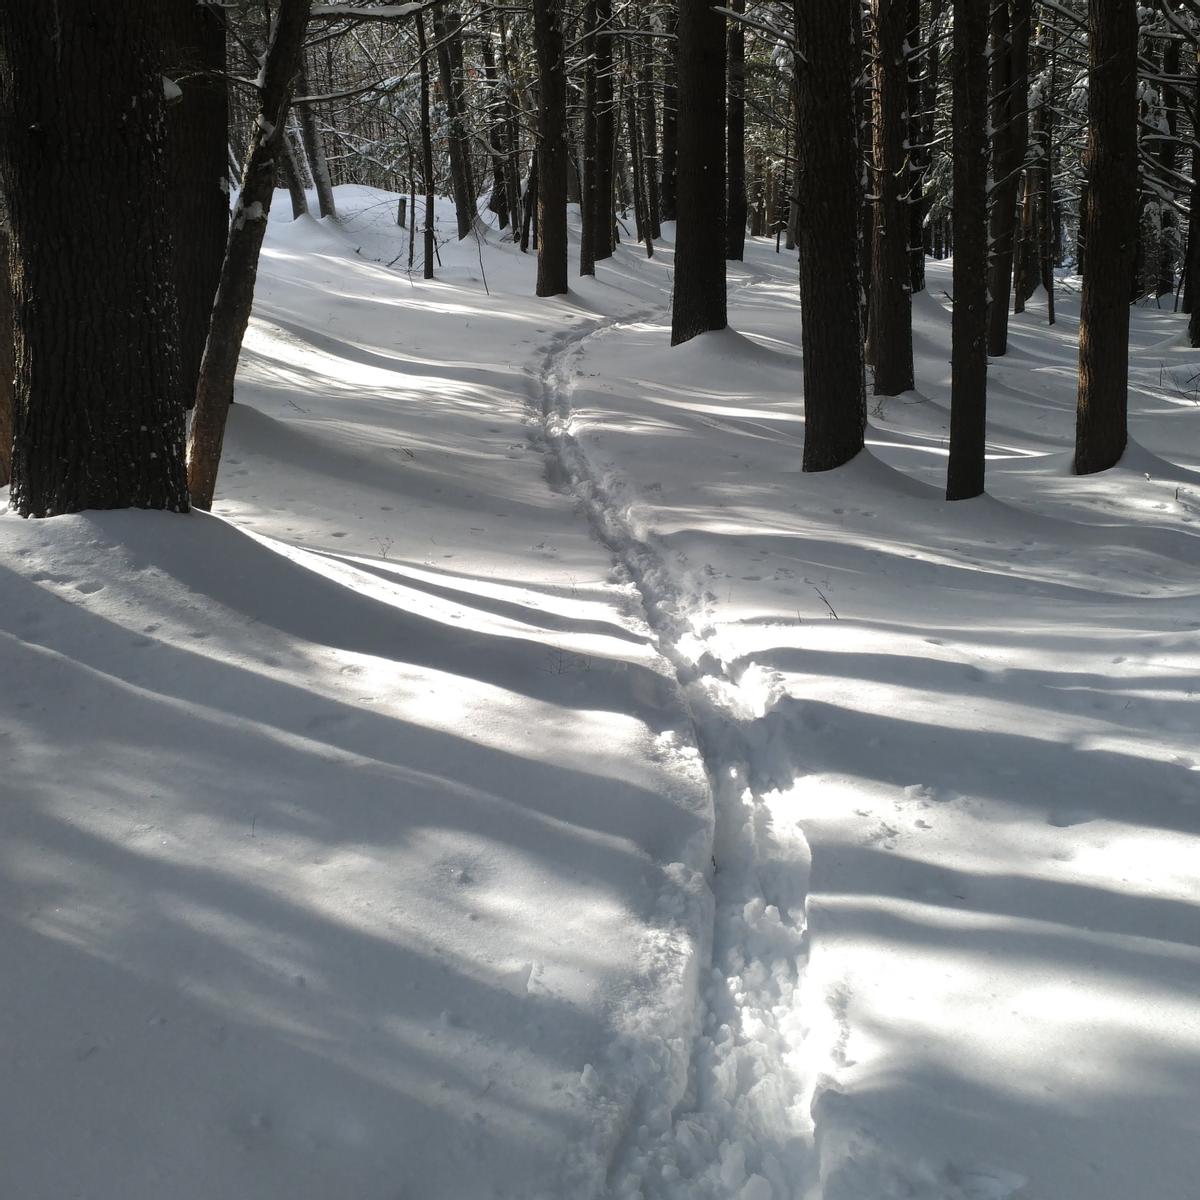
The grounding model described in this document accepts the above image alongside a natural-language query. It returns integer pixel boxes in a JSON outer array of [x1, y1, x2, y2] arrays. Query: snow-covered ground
[[2, 188, 1198, 1199]]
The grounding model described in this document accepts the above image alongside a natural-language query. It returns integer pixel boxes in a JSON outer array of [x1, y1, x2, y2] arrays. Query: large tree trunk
[[726, 0, 747, 260], [0, 1, 189, 517], [946, 0, 990, 501], [986, 0, 1032, 356], [671, 1, 726, 345], [867, 0, 914, 395], [187, 0, 312, 510], [796, 0, 865, 472], [533, 0, 569, 296], [1075, 0, 1137, 475], [164, 0, 228, 409]]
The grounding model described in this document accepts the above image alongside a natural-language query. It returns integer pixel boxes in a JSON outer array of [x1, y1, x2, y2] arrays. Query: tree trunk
[[671, 0, 726, 345], [946, 0, 990, 501], [163, 0, 228, 409], [1075, 0, 1137, 476], [533, 0, 569, 296], [660, 2, 679, 221], [580, 0, 600, 275], [905, 0, 925, 292], [0, 0, 189, 517], [187, 0, 312, 511], [480, 34, 510, 229], [594, 0, 616, 260], [638, 7, 661, 240], [726, 0, 747, 260], [796, 0, 865, 472], [986, 0, 1032, 356], [295, 62, 337, 220], [434, 5, 476, 240], [868, 0, 914, 395], [280, 132, 310, 218], [417, 11, 436, 280]]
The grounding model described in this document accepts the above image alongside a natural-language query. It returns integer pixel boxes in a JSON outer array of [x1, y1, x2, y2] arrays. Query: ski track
[[529, 290, 822, 1200]]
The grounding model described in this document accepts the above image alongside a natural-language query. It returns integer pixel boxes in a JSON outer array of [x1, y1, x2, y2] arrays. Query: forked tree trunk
[[187, 0, 312, 510], [671, 0, 726, 345], [946, 0, 990, 501], [726, 0, 747, 260], [295, 62, 337, 220], [1075, 0, 1137, 475], [533, 0, 569, 296], [0, 0, 189, 516], [868, 0, 914, 395], [796, 0, 865, 472]]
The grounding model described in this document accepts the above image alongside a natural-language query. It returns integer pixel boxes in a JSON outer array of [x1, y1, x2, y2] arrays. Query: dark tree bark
[[295, 62, 337, 219], [904, 0, 928, 292], [187, 0, 312, 511], [496, 11, 524, 242], [867, 0, 914, 394], [417, 11, 436, 279], [433, 5, 476, 240], [480, 34, 510, 229], [660, 2, 679, 221], [1185, 45, 1200, 327], [533, 0, 569, 296], [0, 1, 189, 517], [986, 0, 1032, 356], [163, 0, 228, 410], [946, 0, 990, 501], [795, 0, 865, 472], [1158, 35, 1181, 298], [726, 0, 747, 260], [1075, 0, 1137, 476], [671, 0, 726, 345]]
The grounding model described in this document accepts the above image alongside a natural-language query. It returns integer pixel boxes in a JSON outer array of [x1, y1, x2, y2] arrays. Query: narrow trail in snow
[[529, 285, 820, 1200]]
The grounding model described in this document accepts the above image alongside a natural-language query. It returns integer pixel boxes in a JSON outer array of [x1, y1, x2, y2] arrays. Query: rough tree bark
[[1075, 0, 1137, 475], [187, 0, 313, 510], [660, 1, 679, 221], [671, 0, 726, 345], [867, 0, 914, 395], [638, 6, 661, 240], [533, 0, 569, 296], [580, 0, 600, 275], [946, 0, 990, 501], [795, 0, 865, 472], [594, 0, 616, 260], [0, 1, 189, 516], [164, 0, 228, 409]]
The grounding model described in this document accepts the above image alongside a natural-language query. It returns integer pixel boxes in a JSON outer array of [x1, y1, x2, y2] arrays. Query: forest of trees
[[0, 0, 1187, 514]]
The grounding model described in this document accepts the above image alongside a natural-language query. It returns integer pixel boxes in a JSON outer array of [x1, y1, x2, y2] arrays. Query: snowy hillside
[[2, 189, 1197, 1200]]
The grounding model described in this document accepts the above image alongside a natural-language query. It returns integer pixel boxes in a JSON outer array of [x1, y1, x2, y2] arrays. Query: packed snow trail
[[532, 300, 820, 1200]]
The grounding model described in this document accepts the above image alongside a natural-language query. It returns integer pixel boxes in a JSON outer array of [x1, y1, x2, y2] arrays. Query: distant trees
[[0, 1, 189, 516]]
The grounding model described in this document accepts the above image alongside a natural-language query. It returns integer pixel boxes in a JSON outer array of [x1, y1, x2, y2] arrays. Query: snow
[[2, 188, 1198, 1199]]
